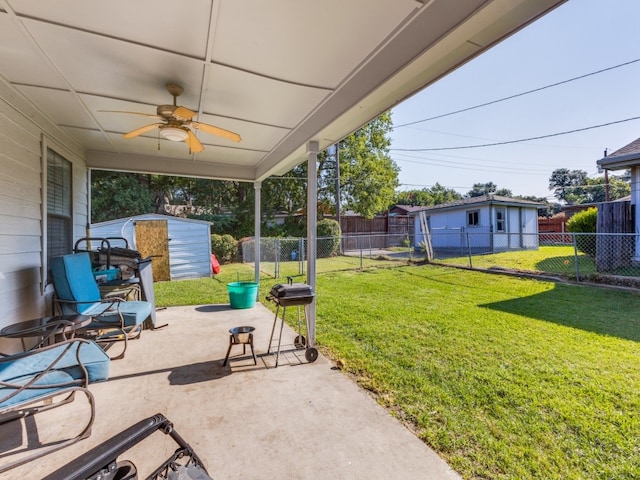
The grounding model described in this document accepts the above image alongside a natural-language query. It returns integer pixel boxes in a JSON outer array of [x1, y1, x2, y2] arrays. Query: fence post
[[467, 232, 473, 268], [274, 238, 280, 278], [572, 234, 580, 281], [298, 238, 304, 275]]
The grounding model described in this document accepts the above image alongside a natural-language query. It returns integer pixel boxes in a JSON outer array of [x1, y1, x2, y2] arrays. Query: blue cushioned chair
[[50, 252, 153, 359], [0, 338, 110, 473]]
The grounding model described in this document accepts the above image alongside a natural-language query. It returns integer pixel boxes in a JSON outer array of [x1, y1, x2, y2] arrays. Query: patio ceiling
[[0, 0, 565, 182]]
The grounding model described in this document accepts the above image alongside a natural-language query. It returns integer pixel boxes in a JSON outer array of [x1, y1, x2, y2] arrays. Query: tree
[[582, 175, 630, 203], [394, 183, 461, 206], [91, 171, 153, 223], [321, 112, 399, 219], [494, 188, 513, 197], [466, 182, 498, 197], [549, 168, 630, 204], [548, 169, 589, 203]]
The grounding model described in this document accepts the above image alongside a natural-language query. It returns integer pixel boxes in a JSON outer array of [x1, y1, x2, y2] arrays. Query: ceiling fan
[[102, 83, 241, 153]]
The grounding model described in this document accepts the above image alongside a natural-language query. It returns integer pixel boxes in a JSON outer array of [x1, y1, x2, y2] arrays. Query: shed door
[[134, 220, 170, 282]]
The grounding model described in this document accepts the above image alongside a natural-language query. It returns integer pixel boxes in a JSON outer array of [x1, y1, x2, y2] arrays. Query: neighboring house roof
[[409, 195, 544, 214], [562, 195, 631, 214], [597, 137, 640, 170], [390, 205, 425, 214]]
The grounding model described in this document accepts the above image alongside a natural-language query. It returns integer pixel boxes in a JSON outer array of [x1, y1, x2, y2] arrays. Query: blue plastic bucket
[[227, 282, 259, 309]]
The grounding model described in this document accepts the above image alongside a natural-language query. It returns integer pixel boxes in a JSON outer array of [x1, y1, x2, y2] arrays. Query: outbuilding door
[[134, 220, 170, 282]]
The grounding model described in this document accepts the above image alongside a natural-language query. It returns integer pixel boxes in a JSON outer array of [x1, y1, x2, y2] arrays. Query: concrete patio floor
[[3, 302, 461, 479]]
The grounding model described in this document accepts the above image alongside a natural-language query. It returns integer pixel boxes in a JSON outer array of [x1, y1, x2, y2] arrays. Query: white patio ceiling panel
[[0, 0, 566, 182], [211, 0, 416, 87]]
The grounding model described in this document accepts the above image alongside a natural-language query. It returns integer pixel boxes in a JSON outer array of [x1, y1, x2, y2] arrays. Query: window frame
[[41, 136, 75, 292], [495, 208, 506, 233], [466, 209, 480, 227]]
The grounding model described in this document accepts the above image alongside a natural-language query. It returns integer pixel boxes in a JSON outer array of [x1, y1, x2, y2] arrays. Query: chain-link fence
[[241, 232, 640, 283], [241, 234, 423, 279]]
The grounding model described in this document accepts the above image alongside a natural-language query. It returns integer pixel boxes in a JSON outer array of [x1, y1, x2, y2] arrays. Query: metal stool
[[223, 326, 257, 366]]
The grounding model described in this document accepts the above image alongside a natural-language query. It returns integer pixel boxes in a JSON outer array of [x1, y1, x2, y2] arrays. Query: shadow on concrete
[[107, 360, 232, 384], [195, 304, 231, 313]]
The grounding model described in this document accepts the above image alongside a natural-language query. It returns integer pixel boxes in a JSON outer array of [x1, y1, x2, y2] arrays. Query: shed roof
[[91, 213, 212, 228], [410, 194, 544, 214]]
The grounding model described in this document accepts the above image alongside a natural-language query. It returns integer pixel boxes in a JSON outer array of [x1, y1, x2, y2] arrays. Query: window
[[495, 208, 506, 232], [467, 210, 479, 227], [47, 149, 72, 265]]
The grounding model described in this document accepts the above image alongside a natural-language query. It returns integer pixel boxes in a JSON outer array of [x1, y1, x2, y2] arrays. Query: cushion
[[0, 340, 110, 385], [0, 369, 76, 408], [82, 301, 152, 328], [50, 253, 102, 313]]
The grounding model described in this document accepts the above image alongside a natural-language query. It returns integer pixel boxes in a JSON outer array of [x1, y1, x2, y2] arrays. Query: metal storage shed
[[90, 214, 212, 280]]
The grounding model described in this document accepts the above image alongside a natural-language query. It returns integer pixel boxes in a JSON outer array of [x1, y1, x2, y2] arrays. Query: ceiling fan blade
[[123, 123, 163, 139], [191, 121, 241, 143], [173, 106, 196, 120], [99, 110, 160, 119], [185, 130, 204, 153]]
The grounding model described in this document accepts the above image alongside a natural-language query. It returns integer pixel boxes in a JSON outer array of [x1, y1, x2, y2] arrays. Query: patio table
[[0, 315, 91, 351]]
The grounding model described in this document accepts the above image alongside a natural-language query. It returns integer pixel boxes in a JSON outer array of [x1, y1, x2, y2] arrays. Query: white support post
[[254, 181, 262, 285], [306, 141, 319, 346]]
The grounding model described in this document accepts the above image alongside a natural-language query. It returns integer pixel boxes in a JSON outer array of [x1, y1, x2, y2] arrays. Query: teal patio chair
[[49, 253, 153, 359]]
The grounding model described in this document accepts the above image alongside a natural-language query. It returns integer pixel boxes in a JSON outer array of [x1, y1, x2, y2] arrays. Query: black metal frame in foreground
[[43, 413, 211, 480]]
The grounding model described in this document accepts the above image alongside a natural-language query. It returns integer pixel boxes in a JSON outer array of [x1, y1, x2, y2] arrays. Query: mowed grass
[[438, 245, 596, 277], [155, 263, 640, 479]]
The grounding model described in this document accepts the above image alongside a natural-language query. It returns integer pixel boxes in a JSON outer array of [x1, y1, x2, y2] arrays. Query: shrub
[[211, 234, 238, 264], [317, 218, 341, 258], [567, 207, 597, 257]]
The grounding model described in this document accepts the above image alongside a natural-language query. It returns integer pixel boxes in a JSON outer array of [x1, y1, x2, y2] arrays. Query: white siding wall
[[0, 81, 86, 352]]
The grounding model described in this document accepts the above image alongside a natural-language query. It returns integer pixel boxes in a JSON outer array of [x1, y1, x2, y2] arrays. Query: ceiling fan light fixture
[[160, 126, 189, 142]]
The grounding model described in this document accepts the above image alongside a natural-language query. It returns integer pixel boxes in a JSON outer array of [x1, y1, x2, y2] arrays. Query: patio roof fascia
[[596, 153, 640, 171]]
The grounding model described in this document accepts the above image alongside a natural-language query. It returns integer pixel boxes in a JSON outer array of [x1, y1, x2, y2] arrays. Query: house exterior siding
[[0, 83, 87, 352]]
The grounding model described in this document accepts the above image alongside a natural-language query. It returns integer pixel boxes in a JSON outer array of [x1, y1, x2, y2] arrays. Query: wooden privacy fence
[[596, 201, 634, 271], [332, 214, 414, 250]]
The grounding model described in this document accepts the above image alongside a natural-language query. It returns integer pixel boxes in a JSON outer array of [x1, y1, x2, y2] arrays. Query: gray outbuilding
[[90, 214, 212, 280]]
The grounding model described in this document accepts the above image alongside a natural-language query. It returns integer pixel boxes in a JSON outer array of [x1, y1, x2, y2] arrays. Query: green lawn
[[439, 245, 596, 278], [155, 263, 640, 479]]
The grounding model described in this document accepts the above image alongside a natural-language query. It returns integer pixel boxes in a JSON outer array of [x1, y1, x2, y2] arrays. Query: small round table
[[0, 315, 91, 350]]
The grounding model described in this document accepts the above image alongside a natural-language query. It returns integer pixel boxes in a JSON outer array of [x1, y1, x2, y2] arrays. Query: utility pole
[[603, 148, 610, 202]]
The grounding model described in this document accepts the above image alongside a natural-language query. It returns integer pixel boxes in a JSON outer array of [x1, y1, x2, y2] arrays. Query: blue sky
[[390, 0, 640, 200]]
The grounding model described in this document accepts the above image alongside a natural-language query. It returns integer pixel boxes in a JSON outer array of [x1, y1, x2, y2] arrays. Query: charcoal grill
[[266, 277, 316, 366]]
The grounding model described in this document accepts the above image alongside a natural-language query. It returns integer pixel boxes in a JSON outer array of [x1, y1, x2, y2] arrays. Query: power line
[[390, 116, 640, 152], [395, 57, 640, 127]]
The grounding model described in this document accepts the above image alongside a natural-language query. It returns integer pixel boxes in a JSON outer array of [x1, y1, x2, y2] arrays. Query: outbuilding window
[[495, 208, 506, 232], [467, 210, 479, 227]]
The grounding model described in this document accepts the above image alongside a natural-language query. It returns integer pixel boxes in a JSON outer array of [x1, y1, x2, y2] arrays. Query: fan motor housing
[[157, 105, 177, 118]]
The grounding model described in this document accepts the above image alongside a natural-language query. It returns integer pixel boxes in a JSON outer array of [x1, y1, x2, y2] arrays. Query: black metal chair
[[43, 413, 212, 480]]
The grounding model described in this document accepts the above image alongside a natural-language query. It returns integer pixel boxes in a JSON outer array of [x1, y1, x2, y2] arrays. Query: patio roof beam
[[86, 150, 257, 182]]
